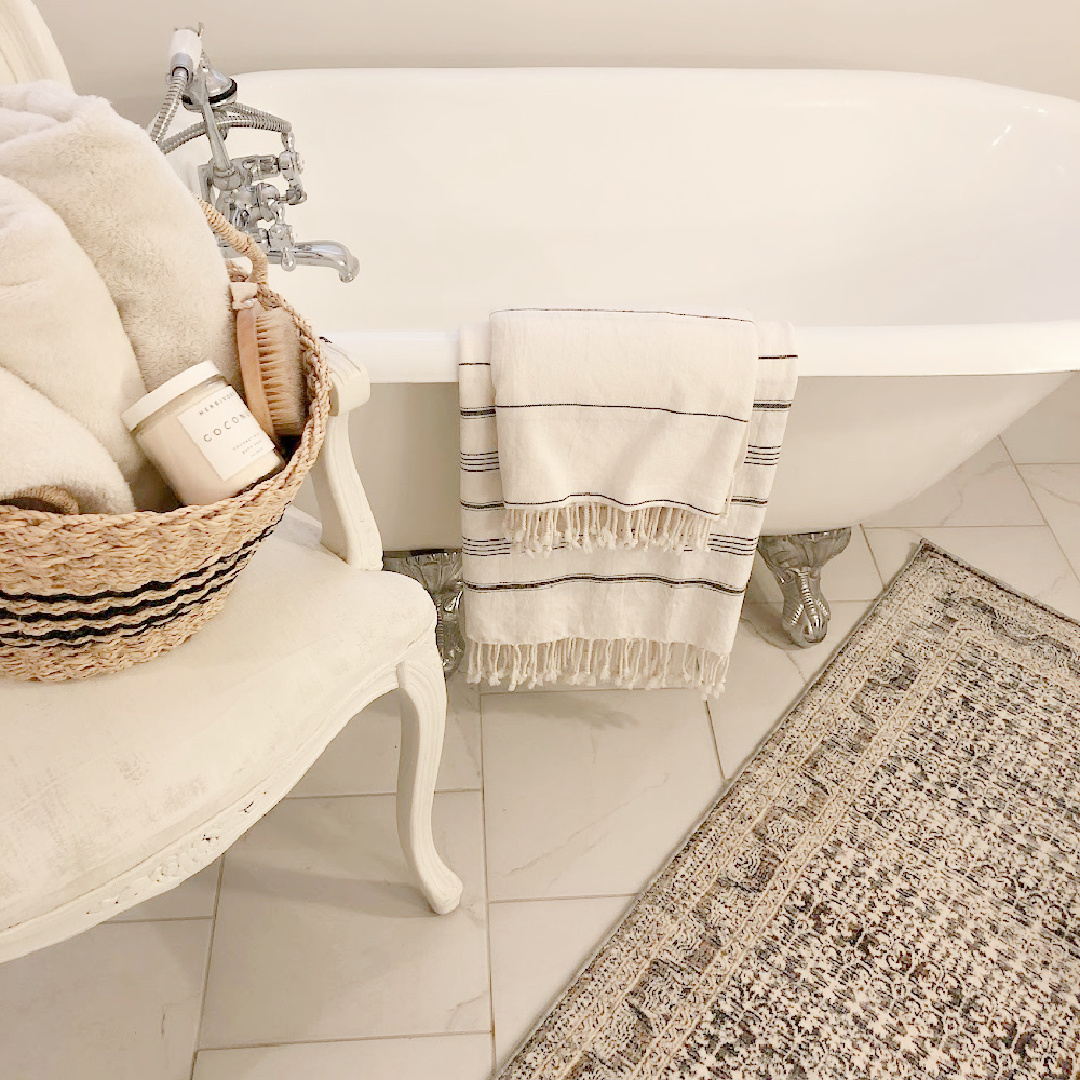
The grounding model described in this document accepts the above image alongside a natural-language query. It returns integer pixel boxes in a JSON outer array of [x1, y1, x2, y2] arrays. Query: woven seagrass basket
[[0, 202, 331, 681]]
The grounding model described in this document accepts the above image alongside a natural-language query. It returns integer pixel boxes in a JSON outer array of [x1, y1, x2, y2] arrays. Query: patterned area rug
[[498, 542, 1080, 1078]]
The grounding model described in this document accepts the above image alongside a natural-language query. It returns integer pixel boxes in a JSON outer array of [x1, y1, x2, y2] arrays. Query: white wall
[[34, 0, 1080, 123]]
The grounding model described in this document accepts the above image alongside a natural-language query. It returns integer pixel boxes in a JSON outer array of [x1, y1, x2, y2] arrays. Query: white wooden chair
[[0, 346, 463, 964]]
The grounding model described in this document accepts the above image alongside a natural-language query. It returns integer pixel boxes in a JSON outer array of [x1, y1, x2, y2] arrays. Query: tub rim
[[324, 321, 1080, 382]]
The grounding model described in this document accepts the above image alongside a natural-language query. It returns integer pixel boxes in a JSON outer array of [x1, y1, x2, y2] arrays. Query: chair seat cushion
[[0, 510, 434, 935]]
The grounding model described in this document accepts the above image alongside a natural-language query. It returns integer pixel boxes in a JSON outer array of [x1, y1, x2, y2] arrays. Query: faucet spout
[[278, 240, 360, 283]]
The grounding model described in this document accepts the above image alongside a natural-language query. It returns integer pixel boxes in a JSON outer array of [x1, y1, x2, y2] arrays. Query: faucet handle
[[277, 148, 302, 180], [267, 220, 298, 271], [242, 154, 284, 181]]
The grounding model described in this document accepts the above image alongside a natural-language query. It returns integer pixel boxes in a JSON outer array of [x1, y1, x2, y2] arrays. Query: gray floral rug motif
[[498, 542, 1080, 1079]]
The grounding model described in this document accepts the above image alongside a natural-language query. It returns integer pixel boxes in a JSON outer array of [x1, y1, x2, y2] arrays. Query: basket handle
[[198, 199, 270, 285]]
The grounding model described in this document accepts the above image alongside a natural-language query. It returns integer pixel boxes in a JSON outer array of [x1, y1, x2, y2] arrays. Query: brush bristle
[[254, 306, 307, 437]]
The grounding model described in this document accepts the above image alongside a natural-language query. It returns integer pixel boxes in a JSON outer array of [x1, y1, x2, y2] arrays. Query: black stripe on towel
[[501, 493, 729, 513], [705, 539, 759, 554], [463, 400, 787, 417], [465, 573, 746, 596], [489, 307, 753, 323], [461, 500, 506, 511], [460, 452, 500, 471], [465, 535, 758, 556], [463, 543, 570, 556], [494, 403, 749, 422], [463, 495, 769, 513]]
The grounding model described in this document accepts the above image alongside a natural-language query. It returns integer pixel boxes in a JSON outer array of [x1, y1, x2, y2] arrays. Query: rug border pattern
[[497, 540, 1080, 1078]]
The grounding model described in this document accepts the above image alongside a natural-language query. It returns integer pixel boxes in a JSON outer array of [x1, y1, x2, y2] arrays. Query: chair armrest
[[309, 341, 384, 570]]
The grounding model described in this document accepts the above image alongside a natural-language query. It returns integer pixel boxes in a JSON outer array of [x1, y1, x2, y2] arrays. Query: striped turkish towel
[[460, 317, 798, 693], [490, 308, 759, 554]]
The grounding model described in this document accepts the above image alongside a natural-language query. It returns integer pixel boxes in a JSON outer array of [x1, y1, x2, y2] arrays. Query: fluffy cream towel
[[0, 174, 170, 510], [0, 367, 134, 515], [489, 308, 760, 554], [0, 80, 239, 391], [460, 319, 797, 693]]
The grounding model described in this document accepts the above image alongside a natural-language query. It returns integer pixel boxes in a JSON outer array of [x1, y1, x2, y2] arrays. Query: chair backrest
[[0, 0, 70, 86]]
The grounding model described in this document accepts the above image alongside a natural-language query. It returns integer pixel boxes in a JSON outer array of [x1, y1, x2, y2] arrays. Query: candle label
[[177, 386, 277, 481]]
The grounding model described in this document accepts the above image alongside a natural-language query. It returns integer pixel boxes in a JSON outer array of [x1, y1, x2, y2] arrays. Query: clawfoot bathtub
[[179, 68, 1080, 644]]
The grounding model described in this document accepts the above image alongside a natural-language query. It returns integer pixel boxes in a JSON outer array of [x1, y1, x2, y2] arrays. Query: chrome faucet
[[147, 27, 359, 283]]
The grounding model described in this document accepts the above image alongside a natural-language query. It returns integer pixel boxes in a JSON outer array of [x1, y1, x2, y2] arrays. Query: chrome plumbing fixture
[[383, 551, 465, 676], [756, 529, 852, 647], [147, 26, 359, 283]]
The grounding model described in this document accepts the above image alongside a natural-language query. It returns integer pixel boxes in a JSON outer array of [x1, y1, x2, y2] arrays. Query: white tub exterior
[[180, 68, 1080, 546]]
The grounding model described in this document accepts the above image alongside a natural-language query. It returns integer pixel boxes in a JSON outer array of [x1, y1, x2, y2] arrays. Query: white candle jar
[[122, 361, 285, 506]]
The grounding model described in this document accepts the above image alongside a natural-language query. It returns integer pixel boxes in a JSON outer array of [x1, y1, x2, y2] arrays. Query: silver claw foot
[[757, 529, 852, 648], [383, 550, 464, 676]]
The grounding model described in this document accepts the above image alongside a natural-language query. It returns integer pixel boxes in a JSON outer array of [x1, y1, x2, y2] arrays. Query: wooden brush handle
[[236, 302, 277, 443]]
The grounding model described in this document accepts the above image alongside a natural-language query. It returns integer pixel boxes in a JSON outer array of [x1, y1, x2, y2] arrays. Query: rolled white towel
[[0, 80, 239, 391], [0, 367, 134, 515], [0, 174, 169, 511]]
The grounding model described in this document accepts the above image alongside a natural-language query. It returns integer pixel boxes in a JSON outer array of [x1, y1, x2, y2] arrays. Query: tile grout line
[[1002, 437, 1051, 528], [285, 785, 484, 801], [189, 858, 226, 1080], [862, 512, 1080, 598], [479, 684, 708, 698], [703, 693, 727, 787], [487, 892, 637, 906], [862, 522, 1064, 532], [475, 687, 499, 1080], [198, 1029, 496, 1053], [858, 525, 884, 590], [875, 438, 1080, 607], [108, 915, 214, 925], [1005, 443, 1080, 587]]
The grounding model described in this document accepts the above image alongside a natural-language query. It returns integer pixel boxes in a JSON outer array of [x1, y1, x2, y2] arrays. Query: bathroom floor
[[4, 382, 1080, 1080]]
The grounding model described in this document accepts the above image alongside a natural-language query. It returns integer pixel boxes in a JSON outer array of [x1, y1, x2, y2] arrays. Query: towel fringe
[[466, 636, 729, 694], [506, 503, 716, 556]]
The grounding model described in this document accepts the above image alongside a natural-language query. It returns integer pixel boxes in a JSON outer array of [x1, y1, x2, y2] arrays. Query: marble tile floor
[[4, 408, 1080, 1079]]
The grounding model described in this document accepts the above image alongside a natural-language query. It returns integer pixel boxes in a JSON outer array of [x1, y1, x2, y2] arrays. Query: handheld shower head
[[166, 26, 202, 84]]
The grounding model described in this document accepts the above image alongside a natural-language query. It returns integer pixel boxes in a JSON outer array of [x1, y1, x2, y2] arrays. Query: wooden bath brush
[[231, 281, 307, 444]]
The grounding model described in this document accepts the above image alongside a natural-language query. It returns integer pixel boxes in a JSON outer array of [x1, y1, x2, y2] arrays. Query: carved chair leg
[[756, 529, 852, 648], [395, 639, 464, 915]]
